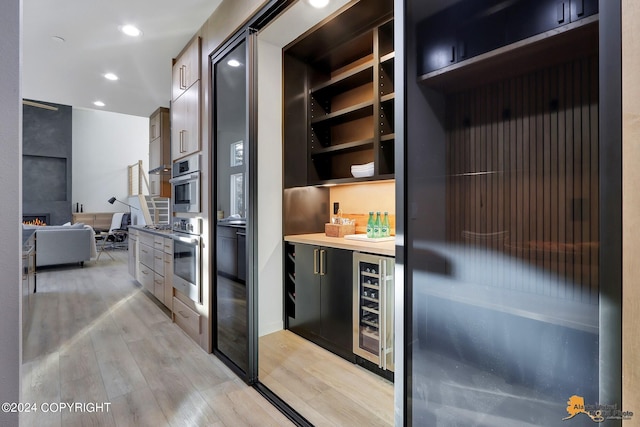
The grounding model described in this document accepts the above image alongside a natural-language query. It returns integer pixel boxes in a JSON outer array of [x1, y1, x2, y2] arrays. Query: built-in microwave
[[170, 154, 200, 213]]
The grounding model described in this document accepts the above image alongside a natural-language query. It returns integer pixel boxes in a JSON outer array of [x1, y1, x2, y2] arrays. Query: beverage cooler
[[353, 252, 394, 372]]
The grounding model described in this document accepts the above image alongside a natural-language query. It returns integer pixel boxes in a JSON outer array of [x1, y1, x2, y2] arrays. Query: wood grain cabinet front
[[171, 36, 201, 162], [72, 212, 113, 232], [128, 229, 138, 278], [172, 296, 200, 342], [171, 81, 200, 160], [172, 37, 201, 102], [148, 107, 170, 197], [135, 230, 173, 309]]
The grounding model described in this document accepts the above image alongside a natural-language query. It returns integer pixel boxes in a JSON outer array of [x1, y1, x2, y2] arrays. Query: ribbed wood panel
[[446, 55, 599, 304]]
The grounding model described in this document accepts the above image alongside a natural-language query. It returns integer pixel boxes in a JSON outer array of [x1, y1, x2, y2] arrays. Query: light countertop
[[129, 225, 175, 238], [284, 233, 395, 257]]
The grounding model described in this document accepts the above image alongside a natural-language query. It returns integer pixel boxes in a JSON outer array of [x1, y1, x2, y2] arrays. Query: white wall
[[0, 0, 21, 424], [72, 108, 149, 213], [257, 38, 284, 337]]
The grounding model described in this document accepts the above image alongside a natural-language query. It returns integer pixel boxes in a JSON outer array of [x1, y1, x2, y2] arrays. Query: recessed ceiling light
[[104, 73, 119, 81], [227, 59, 241, 67], [120, 25, 142, 37], [308, 0, 330, 8], [93, 101, 105, 107], [51, 36, 65, 43]]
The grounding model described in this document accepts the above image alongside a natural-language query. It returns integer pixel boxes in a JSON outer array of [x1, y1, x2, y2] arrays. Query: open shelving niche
[[285, 16, 394, 187], [285, 242, 296, 322]]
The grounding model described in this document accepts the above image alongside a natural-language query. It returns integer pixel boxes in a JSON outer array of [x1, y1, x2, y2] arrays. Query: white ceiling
[[22, 0, 223, 117]]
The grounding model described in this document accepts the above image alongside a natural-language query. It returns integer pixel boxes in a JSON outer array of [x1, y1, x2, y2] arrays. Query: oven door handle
[[173, 235, 199, 245], [169, 173, 199, 184]]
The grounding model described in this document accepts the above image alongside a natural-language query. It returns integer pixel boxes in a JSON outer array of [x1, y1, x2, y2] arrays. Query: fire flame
[[23, 218, 47, 226]]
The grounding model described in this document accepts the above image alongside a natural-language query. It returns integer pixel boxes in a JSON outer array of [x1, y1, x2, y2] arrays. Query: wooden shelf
[[361, 328, 380, 340], [311, 100, 374, 125], [310, 138, 374, 155], [381, 133, 395, 142], [362, 295, 379, 304], [311, 60, 374, 94], [380, 52, 395, 64], [381, 93, 395, 103], [362, 305, 380, 315], [283, 10, 394, 187], [310, 174, 394, 186]]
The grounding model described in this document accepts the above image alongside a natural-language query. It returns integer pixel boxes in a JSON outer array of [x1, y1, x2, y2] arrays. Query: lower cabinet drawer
[[154, 273, 164, 301], [138, 264, 154, 292], [139, 244, 154, 269], [139, 232, 155, 248], [153, 249, 165, 273], [173, 297, 200, 339]]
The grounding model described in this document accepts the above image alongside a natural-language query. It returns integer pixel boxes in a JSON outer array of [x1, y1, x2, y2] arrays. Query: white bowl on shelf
[[351, 162, 374, 177], [351, 169, 374, 178]]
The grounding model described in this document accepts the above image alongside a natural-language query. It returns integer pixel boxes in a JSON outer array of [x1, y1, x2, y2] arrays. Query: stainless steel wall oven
[[172, 217, 201, 303]]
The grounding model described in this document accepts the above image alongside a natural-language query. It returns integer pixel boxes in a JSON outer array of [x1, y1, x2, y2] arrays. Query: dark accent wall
[[22, 100, 72, 225], [445, 55, 599, 304]]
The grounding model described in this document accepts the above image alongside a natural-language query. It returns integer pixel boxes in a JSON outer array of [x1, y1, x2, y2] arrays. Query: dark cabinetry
[[286, 243, 353, 361], [216, 224, 246, 282], [418, 0, 598, 76], [283, 0, 394, 186]]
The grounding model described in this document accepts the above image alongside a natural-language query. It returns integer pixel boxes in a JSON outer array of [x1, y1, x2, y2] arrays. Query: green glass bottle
[[382, 212, 390, 237], [366, 212, 374, 238], [374, 212, 382, 238]]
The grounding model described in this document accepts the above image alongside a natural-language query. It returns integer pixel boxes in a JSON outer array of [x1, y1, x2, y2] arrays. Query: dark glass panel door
[[213, 37, 250, 375]]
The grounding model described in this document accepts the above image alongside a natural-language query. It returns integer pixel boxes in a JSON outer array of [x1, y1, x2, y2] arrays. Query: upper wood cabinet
[[148, 107, 170, 169], [171, 80, 200, 160], [283, 1, 394, 187], [172, 37, 201, 102], [171, 37, 201, 161], [148, 107, 170, 197]]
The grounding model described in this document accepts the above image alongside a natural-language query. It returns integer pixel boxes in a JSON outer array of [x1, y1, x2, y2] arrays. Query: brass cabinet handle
[[313, 248, 319, 275], [179, 65, 187, 89], [320, 249, 326, 276], [179, 130, 186, 153]]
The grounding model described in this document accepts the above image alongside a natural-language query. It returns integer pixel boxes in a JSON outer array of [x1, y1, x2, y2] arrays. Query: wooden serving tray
[[325, 223, 355, 237]]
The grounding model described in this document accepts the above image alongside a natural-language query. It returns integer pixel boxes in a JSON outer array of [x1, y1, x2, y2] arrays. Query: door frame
[[208, 0, 297, 385]]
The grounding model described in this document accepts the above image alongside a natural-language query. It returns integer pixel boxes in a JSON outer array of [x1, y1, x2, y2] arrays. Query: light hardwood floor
[[21, 251, 294, 427], [259, 330, 394, 427]]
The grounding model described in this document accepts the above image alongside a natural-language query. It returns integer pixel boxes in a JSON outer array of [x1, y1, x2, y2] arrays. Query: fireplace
[[23, 213, 50, 226]]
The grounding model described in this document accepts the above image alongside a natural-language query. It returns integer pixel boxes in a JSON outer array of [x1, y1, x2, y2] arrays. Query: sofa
[[24, 223, 97, 267]]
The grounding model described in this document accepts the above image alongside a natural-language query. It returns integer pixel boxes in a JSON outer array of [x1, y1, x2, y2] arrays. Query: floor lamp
[[107, 196, 139, 225]]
